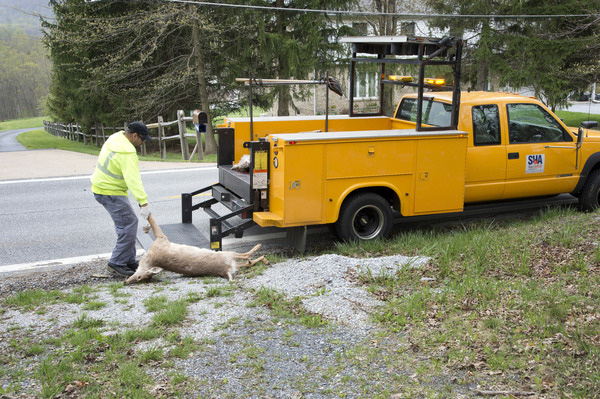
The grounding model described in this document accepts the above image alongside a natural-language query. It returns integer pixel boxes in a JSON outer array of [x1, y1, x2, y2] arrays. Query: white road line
[[0, 167, 215, 185], [0, 250, 147, 274]]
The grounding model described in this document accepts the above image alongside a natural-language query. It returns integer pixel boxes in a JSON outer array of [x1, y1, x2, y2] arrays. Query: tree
[[0, 27, 50, 121], [243, 0, 353, 116], [42, 0, 354, 152], [425, 0, 600, 110]]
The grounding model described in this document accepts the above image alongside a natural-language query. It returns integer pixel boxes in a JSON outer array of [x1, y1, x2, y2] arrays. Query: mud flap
[[286, 226, 307, 253]]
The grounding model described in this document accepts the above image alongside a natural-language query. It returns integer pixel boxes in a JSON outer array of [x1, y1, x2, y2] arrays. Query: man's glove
[[140, 205, 151, 220]]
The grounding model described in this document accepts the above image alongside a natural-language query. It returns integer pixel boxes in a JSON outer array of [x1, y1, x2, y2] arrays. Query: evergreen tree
[[425, 0, 600, 110], [243, 0, 352, 116], [42, 0, 353, 151]]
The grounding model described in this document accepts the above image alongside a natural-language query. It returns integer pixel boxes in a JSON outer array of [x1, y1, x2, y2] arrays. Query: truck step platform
[[136, 223, 209, 252]]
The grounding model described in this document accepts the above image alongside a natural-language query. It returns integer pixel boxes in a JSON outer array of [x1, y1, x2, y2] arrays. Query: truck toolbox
[[254, 129, 468, 229]]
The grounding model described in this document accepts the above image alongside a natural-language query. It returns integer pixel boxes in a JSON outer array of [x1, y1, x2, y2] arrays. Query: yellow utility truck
[[181, 36, 600, 251]]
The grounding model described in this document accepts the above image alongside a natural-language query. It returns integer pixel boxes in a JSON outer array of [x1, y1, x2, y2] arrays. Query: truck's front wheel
[[579, 169, 600, 211], [335, 193, 393, 241]]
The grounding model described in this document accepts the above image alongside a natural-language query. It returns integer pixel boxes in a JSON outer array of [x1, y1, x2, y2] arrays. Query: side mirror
[[579, 121, 598, 146], [581, 121, 599, 129]]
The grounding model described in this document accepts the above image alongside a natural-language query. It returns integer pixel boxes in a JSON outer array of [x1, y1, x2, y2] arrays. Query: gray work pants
[[94, 194, 138, 266]]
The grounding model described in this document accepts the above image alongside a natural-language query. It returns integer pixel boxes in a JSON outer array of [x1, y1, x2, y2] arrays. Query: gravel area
[[0, 253, 433, 398]]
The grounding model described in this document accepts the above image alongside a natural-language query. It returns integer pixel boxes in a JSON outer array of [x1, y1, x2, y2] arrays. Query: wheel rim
[[351, 205, 384, 240]]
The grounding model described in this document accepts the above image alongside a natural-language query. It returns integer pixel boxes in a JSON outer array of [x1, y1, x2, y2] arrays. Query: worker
[[91, 121, 152, 277]]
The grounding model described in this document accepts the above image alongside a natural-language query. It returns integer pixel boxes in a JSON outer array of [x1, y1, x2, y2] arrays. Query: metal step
[[136, 223, 209, 251]]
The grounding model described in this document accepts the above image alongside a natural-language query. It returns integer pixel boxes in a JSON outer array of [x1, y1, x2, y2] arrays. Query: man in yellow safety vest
[[91, 122, 152, 276]]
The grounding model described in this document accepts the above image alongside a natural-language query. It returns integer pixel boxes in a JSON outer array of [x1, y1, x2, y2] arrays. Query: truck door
[[465, 104, 507, 202], [503, 102, 578, 199]]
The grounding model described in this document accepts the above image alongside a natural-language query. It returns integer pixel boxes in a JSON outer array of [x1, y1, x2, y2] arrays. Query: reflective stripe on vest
[[96, 152, 124, 180]]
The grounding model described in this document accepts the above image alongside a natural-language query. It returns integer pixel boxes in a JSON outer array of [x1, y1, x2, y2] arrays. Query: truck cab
[[394, 91, 593, 203]]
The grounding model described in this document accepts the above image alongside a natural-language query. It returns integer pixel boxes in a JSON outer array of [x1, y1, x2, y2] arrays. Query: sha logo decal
[[526, 154, 545, 174]]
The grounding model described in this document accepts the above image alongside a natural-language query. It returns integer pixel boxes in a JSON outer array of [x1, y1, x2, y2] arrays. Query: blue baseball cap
[[128, 122, 152, 141]]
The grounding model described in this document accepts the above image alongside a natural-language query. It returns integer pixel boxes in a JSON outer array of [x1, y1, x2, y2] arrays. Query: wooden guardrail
[[43, 110, 204, 161]]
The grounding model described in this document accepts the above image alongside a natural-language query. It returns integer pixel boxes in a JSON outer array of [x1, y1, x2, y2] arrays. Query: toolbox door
[[413, 136, 467, 214], [281, 142, 325, 225]]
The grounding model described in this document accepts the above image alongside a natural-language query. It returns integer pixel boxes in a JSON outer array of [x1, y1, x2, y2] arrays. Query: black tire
[[578, 169, 600, 211], [335, 193, 393, 241]]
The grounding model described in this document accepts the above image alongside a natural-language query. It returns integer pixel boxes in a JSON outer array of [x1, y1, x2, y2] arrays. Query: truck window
[[507, 103, 572, 144], [396, 98, 417, 122], [395, 98, 452, 127], [472, 104, 501, 146]]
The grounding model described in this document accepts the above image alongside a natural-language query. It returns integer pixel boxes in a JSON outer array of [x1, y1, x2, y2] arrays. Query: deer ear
[[149, 267, 162, 275]]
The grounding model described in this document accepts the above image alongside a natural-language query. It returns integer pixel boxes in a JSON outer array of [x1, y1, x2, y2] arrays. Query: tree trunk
[[191, 9, 217, 154], [277, 86, 291, 116]]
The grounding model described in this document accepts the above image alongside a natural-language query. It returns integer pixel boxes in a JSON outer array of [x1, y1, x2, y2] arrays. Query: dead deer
[[125, 214, 267, 284]]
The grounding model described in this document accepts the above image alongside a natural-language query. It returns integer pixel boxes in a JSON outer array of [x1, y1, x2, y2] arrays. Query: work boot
[[107, 262, 135, 277], [126, 260, 139, 272]]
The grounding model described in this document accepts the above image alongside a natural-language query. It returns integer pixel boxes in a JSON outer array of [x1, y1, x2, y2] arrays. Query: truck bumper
[[253, 211, 284, 227]]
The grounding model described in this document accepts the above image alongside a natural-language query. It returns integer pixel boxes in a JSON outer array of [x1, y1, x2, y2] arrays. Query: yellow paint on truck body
[[253, 130, 468, 227]]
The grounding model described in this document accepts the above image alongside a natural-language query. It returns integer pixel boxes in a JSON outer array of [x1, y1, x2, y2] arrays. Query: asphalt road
[[0, 128, 31, 152], [0, 157, 220, 267], [0, 128, 225, 267], [560, 100, 600, 115]]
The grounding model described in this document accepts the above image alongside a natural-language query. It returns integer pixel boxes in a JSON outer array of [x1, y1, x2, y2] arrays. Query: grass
[[555, 110, 600, 127], [15, 129, 217, 162], [0, 285, 201, 398], [331, 205, 600, 397], [0, 116, 45, 131], [249, 287, 328, 328]]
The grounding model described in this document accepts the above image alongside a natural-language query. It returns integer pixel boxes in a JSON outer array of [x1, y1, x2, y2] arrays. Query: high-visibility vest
[[90, 131, 148, 205]]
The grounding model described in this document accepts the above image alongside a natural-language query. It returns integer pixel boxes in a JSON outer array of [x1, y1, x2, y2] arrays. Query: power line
[[83, 0, 600, 20]]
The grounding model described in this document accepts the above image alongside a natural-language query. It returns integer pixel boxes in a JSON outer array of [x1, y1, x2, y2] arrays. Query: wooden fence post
[[157, 116, 166, 159], [177, 110, 190, 160], [194, 128, 204, 161], [81, 124, 87, 145]]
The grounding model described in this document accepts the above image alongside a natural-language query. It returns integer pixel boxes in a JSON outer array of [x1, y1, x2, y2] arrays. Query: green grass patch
[[555, 110, 600, 127], [0, 116, 45, 131], [250, 287, 328, 328], [15, 129, 216, 162], [345, 205, 600, 397], [151, 299, 188, 327], [143, 295, 169, 312], [3, 289, 64, 310]]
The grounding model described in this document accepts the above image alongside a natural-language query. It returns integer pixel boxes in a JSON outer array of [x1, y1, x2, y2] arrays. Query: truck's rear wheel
[[335, 193, 393, 241], [579, 169, 600, 211]]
